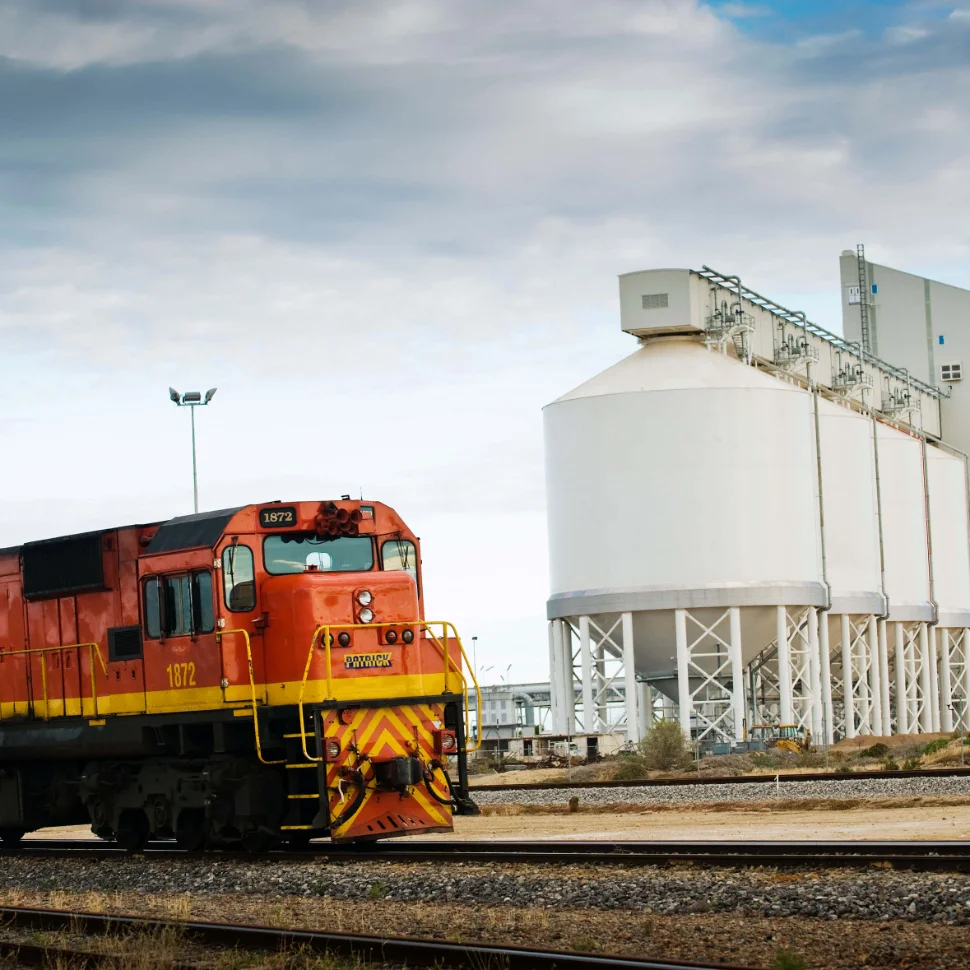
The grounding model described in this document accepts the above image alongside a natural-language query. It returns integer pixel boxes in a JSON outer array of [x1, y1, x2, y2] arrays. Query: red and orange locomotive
[[0, 500, 480, 849]]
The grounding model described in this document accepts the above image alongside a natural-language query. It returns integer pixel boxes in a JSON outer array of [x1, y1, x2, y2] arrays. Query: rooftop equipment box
[[619, 269, 703, 337]]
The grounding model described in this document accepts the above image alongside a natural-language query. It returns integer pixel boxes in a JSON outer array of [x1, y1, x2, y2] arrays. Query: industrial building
[[544, 257, 970, 746]]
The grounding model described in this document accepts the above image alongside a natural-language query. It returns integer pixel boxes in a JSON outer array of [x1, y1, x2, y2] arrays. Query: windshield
[[264, 534, 374, 575]]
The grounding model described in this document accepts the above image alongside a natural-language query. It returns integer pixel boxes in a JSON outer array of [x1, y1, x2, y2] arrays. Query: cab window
[[381, 539, 418, 592], [263, 534, 374, 574], [143, 571, 214, 639], [222, 544, 256, 612]]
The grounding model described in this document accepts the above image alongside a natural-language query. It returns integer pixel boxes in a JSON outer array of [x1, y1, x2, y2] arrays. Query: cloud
[[2, 0, 970, 679]]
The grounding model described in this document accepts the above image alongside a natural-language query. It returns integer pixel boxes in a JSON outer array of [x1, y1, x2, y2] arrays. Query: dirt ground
[[30, 796, 970, 843]]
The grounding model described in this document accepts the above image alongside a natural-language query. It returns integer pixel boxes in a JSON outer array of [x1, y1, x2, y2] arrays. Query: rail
[[0, 905, 754, 970], [215, 629, 282, 765], [0, 642, 107, 721], [297, 620, 482, 763]]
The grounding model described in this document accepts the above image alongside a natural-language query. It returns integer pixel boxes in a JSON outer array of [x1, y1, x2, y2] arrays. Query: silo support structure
[[929, 628, 942, 732], [675, 608, 747, 744], [939, 628, 970, 731], [776, 607, 794, 729]]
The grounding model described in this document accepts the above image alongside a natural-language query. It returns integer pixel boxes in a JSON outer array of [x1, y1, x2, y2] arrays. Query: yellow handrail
[[296, 620, 482, 763], [216, 629, 283, 765], [0, 642, 107, 721]]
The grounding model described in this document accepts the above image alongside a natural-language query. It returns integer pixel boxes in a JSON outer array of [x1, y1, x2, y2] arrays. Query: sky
[[1, 0, 969, 684]]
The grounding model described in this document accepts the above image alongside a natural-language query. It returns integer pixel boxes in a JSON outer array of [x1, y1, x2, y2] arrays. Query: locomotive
[[0, 500, 480, 849]]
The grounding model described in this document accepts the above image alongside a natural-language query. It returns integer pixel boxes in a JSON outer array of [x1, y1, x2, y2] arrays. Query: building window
[[941, 362, 962, 383], [222, 544, 257, 612]]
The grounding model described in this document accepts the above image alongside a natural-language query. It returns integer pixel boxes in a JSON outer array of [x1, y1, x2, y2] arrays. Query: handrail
[[297, 620, 481, 763], [216, 628, 283, 765], [0, 642, 107, 721]]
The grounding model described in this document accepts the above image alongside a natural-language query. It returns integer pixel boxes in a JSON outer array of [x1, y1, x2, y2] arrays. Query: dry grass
[[2, 888, 970, 969], [478, 794, 970, 816]]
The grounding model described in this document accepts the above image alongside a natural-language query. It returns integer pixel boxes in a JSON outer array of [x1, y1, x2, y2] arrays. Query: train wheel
[[174, 810, 206, 852], [0, 828, 25, 845], [115, 810, 149, 852]]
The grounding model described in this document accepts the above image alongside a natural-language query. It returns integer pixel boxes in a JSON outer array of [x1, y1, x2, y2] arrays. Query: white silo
[[545, 336, 826, 742], [926, 445, 970, 732], [543, 264, 963, 746], [816, 398, 885, 742]]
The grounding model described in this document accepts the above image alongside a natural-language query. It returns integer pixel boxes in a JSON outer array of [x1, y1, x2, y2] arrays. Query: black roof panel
[[144, 507, 243, 555]]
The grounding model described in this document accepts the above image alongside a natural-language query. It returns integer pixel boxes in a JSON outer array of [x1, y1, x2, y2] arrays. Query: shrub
[[366, 881, 387, 901], [923, 738, 951, 756], [568, 796, 580, 813], [883, 757, 900, 771], [902, 756, 923, 770], [858, 743, 890, 759], [612, 756, 650, 781], [637, 720, 690, 772]]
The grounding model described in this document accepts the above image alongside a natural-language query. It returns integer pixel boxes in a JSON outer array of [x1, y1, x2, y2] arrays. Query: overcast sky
[[2, 0, 969, 683]]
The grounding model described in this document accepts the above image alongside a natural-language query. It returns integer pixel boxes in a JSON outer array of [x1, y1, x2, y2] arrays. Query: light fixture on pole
[[169, 387, 217, 514]]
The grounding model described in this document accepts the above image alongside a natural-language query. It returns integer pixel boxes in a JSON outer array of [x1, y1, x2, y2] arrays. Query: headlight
[[326, 739, 341, 760], [385, 629, 398, 644], [359, 607, 374, 624], [401, 629, 414, 644], [357, 590, 373, 606], [337, 632, 351, 647]]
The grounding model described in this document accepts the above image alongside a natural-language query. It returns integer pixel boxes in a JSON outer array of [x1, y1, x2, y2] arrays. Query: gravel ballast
[[471, 774, 970, 806], [3, 855, 970, 924]]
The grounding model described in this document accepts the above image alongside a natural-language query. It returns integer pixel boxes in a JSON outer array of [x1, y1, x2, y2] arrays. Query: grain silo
[[545, 266, 969, 744]]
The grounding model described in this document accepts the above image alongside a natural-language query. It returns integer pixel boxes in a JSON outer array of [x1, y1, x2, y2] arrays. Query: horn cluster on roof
[[314, 502, 363, 538]]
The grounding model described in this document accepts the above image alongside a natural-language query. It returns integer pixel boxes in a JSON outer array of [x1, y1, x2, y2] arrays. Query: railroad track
[[0, 904, 758, 970], [470, 764, 970, 791], [11, 837, 970, 871]]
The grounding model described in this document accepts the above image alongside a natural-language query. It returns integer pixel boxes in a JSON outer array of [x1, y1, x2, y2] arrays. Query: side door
[[214, 540, 262, 704], [139, 564, 223, 714]]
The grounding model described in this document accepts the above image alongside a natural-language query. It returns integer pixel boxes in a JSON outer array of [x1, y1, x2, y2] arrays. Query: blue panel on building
[[940, 335, 945, 345]]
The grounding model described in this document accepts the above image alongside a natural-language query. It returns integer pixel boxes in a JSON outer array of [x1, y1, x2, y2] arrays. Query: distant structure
[[543, 262, 970, 746], [840, 250, 970, 455]]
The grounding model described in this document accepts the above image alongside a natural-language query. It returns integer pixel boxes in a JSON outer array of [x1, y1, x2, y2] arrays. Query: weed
[[883, 757, 900, 771], [902, 756, 924, 770], [572, 936, 598, 953], [857, 743, 890, 759], [366, 881, 387, 902], [567, 796, 580, 813], [773, 951, 807, 970], [922, 738, 951, 756]]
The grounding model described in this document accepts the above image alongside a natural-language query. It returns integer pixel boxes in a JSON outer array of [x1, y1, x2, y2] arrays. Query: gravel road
[[2, 856, 969, 924], [471, 773, 970, 806]]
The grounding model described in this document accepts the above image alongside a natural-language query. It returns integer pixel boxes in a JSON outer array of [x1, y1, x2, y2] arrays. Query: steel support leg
[[940, 629, 954, 733], [776, 606, 794, 728], [868, 618, 882, 737], [547, 621, 561, 733], [819, 614, 834, 745], [622, 612, 640, 744], [929, 627, 942, 732], [675, 609, 692, 740], [807, 607, 823, 740], [919, 624, 933, 733], [878, 620, 892, 737], [895, 622, 909, 736], [841, 613, 856, 738], [729, 607, 745, 742], [579, 616, 594, 735]]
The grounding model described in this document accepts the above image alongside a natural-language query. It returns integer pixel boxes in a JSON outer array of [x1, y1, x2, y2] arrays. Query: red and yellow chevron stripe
[[322, 702, 454, 841]]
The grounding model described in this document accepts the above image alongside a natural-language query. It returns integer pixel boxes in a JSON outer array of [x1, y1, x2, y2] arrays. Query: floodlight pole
[[169, 387, 217, 514], [190, 405, 199, 514]]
